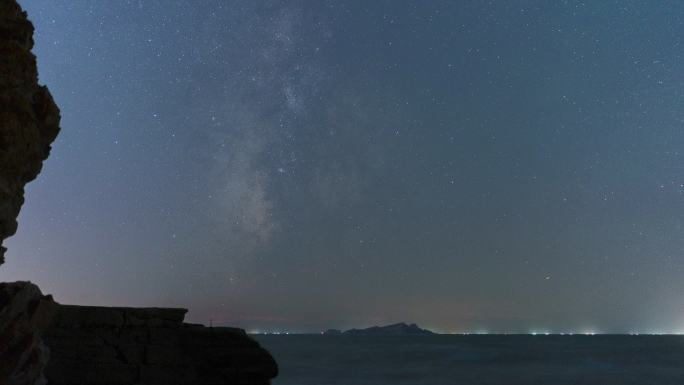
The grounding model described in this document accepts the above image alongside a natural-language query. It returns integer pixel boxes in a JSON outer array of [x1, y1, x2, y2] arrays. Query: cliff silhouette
[[0, 1, 277, 384]]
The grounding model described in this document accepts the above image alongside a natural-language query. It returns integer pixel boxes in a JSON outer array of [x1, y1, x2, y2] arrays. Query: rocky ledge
[[44, 304, 278, 385]]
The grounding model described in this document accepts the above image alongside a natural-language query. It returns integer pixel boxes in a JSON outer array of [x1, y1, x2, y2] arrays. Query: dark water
[[254, 334, 684, 385]]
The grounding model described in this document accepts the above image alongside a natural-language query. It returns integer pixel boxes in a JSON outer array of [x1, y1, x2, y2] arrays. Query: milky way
[[5, 1, 684, 334]]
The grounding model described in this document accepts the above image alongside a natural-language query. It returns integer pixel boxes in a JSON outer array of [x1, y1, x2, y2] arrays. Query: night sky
[[5, 0, 684, 334]]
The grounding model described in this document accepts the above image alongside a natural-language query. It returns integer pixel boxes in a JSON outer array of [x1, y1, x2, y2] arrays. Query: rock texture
[[44, 305, 278, 385], [0, 0, 61, 265], [0, 282, 57, 385]]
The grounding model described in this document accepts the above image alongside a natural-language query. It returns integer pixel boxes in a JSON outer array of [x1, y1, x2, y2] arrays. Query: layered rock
[[0, 0, 61, 265], [44, 305, 278, 385]]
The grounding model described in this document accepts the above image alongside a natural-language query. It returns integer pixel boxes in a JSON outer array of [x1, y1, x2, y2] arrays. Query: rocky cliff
[[0, 2, 278, 384], [0, 0, 61, 266], [0, 1, 61, 384], [44, 305, 278, 385]]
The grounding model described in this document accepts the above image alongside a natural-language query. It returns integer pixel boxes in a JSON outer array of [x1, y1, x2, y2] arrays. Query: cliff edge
[[45, 305, 278, 385], [0, 1, 277, 384], [0, 0, 60, 265], [0, 1, 61, 384]]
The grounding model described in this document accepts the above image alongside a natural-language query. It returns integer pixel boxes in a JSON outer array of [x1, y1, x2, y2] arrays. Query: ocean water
[[254, 334, 684, 385]]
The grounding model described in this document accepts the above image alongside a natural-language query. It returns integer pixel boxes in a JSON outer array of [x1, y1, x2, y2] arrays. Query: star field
[[4, 0, 684, 334]]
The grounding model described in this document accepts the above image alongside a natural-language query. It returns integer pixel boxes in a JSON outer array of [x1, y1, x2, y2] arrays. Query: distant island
[[324, 323, 436, 336]]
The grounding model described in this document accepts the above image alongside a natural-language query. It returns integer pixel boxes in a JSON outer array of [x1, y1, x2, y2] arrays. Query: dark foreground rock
[[0, 282, 57, 385], [44, 305, 278, 385], [0, 0, 61, 265], [1, 1, 62, 383]]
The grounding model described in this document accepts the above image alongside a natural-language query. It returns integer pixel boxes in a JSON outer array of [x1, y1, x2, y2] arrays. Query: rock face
[[44, 305, 278, 385], [0, 282, 57, 385], [0, 0, 61, 265], [0, 1, 61, 384]]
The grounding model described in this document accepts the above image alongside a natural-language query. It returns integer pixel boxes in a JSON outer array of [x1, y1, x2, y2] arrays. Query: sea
[[254, 334, 684, 385]]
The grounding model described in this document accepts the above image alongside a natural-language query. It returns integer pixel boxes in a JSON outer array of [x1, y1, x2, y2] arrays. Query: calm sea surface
[[254, 334, 684, 385]]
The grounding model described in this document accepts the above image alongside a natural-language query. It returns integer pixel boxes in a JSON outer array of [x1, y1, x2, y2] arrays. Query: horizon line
[[246, 331, 684, 336]]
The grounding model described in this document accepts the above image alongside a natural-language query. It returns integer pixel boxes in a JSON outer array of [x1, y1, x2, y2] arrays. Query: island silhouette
[[325, 323, 435, 336]]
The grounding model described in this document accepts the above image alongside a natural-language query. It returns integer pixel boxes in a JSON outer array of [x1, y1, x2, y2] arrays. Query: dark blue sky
[[5, 0, 684, 333]]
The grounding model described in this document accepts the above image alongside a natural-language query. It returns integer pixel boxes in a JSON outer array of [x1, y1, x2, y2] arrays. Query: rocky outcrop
[[0, 282, 57, 385], [1, 2, 278, 384], [0, 0, 61, 265], [44, 305, 278, 385], [0, 1, 61, 384]]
